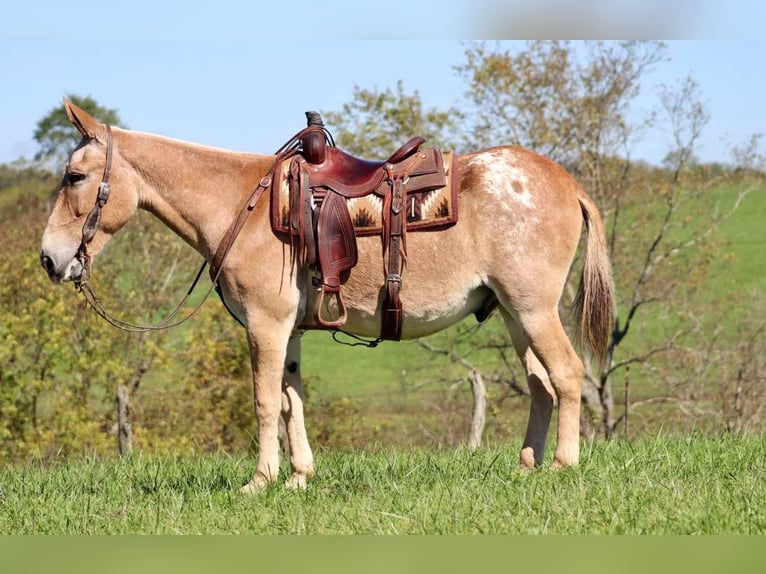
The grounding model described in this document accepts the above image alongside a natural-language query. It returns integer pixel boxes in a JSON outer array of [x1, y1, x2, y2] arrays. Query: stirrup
[[315, 288, 348, 328]]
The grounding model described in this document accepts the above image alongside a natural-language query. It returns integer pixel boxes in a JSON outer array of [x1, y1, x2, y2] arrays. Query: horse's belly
[[328, 276, 491, 340], [309, 224, 490, 339]]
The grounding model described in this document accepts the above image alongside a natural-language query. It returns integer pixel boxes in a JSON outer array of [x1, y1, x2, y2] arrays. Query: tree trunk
[[600, 377, 615, 439], [116, 384, 133, 457]]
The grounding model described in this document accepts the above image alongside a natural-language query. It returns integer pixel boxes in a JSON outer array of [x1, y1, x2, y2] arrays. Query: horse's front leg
[[281, 332, 314, 489], [242, 320, 293, 493]]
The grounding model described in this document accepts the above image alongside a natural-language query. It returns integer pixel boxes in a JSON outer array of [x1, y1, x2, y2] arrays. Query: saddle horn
[[302, 111, 327, 164]]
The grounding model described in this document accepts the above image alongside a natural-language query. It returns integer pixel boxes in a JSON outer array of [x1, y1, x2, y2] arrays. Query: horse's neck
[[123, 131, 271, 258]]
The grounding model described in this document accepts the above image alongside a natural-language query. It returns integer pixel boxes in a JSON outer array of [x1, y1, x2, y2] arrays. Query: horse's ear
[[64, 97, 101, 138]]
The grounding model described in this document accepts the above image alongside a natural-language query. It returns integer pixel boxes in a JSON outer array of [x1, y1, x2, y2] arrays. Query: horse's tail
[[572, 192, 616, 368]]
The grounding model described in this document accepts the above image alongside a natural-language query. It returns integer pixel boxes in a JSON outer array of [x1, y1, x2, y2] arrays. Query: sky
[[1, 2, 765, 168]]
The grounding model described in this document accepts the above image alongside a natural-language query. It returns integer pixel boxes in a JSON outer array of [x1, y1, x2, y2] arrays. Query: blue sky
[[1, 3, 764, 167]]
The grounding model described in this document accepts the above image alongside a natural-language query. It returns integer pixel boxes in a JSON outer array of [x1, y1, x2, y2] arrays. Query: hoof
[[551, 458, 578, 470], [285, 473, 309, 490], [240, 475, 272, 493], [519, 447, 540, 471]]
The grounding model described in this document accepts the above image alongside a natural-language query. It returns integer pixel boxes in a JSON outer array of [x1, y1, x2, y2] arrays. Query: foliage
[[1, 435, 764, 534], [322, 80, 460, 157], [454, 41, 666, 183], [444, 41, 763, 439], [0, 161, 54, 191], [0, 166, 252, 461], [318, 41, 765, 443]]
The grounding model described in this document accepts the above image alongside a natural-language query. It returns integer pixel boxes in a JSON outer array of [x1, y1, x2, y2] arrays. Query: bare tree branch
[[655, 184, 756, 265]]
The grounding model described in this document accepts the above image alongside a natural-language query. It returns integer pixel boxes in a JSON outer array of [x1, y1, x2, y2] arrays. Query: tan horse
[[40, 100, 615, 491]]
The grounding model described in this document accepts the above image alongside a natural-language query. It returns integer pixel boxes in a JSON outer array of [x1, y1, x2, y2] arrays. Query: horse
[[40, 99, 615, 491]]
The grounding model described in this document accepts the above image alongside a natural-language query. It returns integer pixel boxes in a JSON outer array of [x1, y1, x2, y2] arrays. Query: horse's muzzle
[[40, 250, 84, 283]]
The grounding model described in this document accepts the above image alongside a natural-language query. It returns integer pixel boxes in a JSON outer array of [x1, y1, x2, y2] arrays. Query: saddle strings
[[331, 330, 383, 348]]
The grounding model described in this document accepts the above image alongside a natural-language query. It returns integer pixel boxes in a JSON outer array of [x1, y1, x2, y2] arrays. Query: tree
[[462, 42, 765, 440], [0, 99, 259, 463], [33, 94, 127, 170], [0, 162, 252, 461], [322, 80, 460, 157], [455, 41, 666, 199], [3, 48, 762, 464]]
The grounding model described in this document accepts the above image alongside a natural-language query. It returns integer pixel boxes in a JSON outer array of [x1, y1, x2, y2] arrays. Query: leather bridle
[[73, 125, 214, 332], [73, 123, 323, 333], [74, 125, 114, 278]]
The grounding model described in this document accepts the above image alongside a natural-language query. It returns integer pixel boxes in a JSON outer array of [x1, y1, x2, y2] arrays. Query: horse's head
[[40, 99, 139, 283]]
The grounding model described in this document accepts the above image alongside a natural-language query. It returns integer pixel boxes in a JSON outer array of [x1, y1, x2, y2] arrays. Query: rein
[[208, 123, 333, 281], [74, 123, 332, 333]]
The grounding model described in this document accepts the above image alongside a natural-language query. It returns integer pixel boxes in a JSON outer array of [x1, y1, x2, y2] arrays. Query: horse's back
[[323, 145, 587, 337], [456, 145, 585, 261]]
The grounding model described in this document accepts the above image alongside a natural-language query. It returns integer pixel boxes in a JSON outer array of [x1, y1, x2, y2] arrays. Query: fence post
[[467, 369, 487, 450]]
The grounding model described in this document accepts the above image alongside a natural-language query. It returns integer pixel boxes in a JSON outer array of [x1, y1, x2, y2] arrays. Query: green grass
[[1, 434, 763, 534], [713, 184, 766, 295]]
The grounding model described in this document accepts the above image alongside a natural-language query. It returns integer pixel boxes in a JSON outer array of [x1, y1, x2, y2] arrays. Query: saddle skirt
[[271, 149, 459, 237]]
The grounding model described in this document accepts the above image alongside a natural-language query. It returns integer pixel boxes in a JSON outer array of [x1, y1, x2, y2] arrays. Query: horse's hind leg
[[281, 332, 314, 489], [501, 311, 556, 469], [516, 309, 585, 468]]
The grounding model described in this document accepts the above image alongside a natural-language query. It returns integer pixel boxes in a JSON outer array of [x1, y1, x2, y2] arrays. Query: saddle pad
[[271, 151, 459, 237]]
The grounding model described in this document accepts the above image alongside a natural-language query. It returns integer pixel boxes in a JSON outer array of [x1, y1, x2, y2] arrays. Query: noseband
[[75, 125, 114, 280]]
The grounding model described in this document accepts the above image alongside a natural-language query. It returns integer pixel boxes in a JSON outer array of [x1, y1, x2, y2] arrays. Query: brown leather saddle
[[272, 112, 457, 340]]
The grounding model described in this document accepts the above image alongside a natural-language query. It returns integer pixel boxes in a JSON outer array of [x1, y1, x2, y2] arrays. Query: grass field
[[1, 434, 763, 534]]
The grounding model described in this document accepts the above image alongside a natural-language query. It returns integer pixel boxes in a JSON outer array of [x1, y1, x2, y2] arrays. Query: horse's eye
[[66, 172, 87, 185]]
